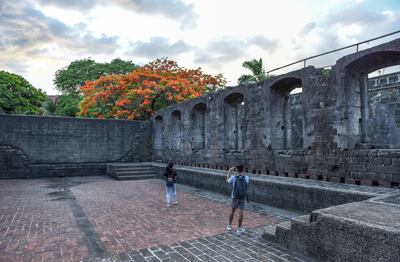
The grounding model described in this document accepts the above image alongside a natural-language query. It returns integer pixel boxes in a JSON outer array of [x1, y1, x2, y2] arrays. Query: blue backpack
[[234, 176, 248, 200]]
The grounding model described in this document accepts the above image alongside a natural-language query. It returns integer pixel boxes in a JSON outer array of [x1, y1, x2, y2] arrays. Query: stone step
[[274, 221, 292, 247], [115, 167, 154, 172], [116, 170, 155, 176], [107, 163, 157, 180], [113, 164, 154, 169], [116, 174, 156, 181], [262, 225, 277, 242], [262, 221, 292, 246], [263, 215, 313, 249], [291, 214, 311, 225], [114, 164, 154, 168], [289, 215, 311, 236]]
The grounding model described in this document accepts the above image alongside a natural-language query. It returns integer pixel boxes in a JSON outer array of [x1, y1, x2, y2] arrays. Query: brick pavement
[[0, 179, 90, 262], [110, 227, 303, 262], [0, 176, 303, 261]]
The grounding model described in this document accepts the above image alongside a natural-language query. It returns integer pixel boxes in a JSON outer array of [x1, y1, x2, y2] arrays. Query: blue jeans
[[165, 183, 177, 206]]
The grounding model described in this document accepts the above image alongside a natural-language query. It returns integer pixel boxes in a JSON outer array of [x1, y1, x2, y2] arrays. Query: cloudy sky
[[1, 0, 400, 94]]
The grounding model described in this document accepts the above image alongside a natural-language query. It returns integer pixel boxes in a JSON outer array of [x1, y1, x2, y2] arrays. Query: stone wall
[[151, 38, 400, 188], [0, 115, 152, 178], [368, 71, 400, 97]]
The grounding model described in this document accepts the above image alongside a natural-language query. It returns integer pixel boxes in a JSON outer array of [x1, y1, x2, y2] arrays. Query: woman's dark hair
[[165, 163, 174, 175], [236, 164, 244, 173], [166, 162, 174, 173]]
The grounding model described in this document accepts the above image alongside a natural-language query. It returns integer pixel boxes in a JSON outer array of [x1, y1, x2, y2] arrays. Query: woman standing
[[164, 163, 178, 207]]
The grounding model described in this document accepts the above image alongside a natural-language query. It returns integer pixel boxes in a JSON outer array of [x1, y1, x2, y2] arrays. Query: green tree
[[0, 70, 47, 114], [55, 94, 82, 117], [54, 58, 138, 95], [106, 58, 139, 74], [238, 58, 266, 84], [42, 99, 57, 115]]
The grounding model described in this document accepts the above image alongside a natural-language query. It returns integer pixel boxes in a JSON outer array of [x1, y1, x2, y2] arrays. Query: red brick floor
[[0, 179, 89, 262], [0, 177, 280, 261], [72, 179, 278, 255]]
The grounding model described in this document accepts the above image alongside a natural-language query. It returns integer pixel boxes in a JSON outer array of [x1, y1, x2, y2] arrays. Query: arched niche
[[224, 93, 245, 151], [170, 110, 182, 151], [344, 51, 400, 148], [191, 103, 206, 150], [269, 77, 303, 149], [153, 115, 164, 150]]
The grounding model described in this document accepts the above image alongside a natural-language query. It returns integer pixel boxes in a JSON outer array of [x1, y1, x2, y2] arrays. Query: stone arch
[[153, 115, 164, 150], [342, 50, 400, 148], [191, 102, 206, 150], [269, 77, 303, 149], [224, 92, 245, 150], [170, 110, 182, 151]]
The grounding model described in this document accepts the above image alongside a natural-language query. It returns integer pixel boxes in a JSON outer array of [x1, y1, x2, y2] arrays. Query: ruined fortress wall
[[152, 38, 400, 188], [0, 115, 152, 178]]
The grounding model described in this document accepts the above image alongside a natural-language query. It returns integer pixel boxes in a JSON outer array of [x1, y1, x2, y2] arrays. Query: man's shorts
[[231, 198, 246, 210]]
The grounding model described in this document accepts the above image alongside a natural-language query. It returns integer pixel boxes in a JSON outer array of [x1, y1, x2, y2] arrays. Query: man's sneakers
[[236, 227, 245, 234], [226, 224, 232, 231], [174, 201, 178, 205]]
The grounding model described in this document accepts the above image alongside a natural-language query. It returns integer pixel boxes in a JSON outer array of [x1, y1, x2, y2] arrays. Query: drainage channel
[[46, 178, 108, 261]]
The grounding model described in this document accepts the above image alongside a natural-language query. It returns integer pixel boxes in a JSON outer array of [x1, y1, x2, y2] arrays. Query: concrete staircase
[[262, 196, 400, 262], [106, 163, 157, 181], [262, 214, 312, 250]]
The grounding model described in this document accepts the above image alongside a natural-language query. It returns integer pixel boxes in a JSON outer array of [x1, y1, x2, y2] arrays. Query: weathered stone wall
[[151, 38, 400, 188], [0, 115, 152, 178], [369, 89, 400, 148], [368, 71, 400, 97]]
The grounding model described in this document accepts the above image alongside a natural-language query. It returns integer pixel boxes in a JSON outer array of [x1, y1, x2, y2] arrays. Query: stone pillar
[[284, 93, 291, 149], [360, 74, 370, 143]]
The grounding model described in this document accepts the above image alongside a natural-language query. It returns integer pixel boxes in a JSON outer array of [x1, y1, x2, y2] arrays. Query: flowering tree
[[79, 59, 225, 120]]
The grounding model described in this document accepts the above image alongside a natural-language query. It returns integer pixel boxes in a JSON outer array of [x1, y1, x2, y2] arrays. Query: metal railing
[[266, 30, 400, 76]]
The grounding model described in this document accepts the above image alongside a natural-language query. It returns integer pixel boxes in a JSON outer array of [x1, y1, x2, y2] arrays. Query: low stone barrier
[[0, 162, 105, 179], [152, 163, 385, 212]]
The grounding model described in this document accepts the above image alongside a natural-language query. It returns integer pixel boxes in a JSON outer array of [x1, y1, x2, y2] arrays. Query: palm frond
[[238, 74, 256, 84]]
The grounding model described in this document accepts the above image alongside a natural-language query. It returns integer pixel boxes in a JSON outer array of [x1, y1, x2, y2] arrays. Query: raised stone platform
[[263, 193, 400, 261], [151, 163, 394, 212]]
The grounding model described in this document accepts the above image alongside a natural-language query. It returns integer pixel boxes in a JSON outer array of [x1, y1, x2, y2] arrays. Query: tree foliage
[[79, 58, 226, 120], [54, 58, 138, 95], [42, 99, 57, 115], [55, 94, 82, 117], [238, 58, 266, 84], [0, 70, 47, 114]]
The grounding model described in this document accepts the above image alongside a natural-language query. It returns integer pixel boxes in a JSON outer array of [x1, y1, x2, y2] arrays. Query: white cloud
[[126, 37, 191, 59], [35, 0, 198, 30], [1, 0, 400, 92]]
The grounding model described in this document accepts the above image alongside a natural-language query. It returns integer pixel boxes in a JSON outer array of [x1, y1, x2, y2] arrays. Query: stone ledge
[[151, 162, 396, 212]]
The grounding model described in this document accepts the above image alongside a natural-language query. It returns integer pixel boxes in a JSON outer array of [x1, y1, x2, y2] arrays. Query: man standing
[[226, 164, 249, 234]]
